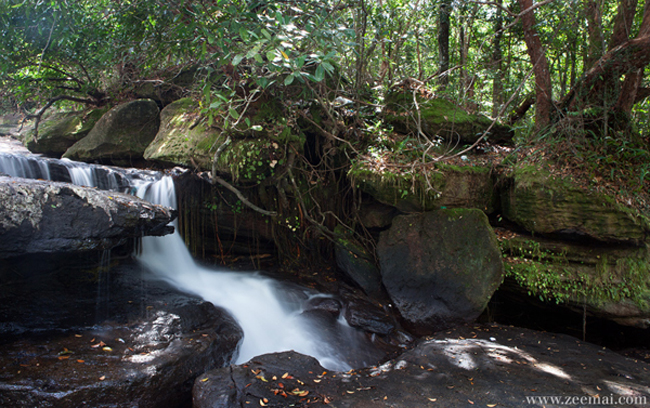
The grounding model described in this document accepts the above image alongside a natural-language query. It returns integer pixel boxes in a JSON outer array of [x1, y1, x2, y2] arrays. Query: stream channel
[[0, 152, 383, 372]]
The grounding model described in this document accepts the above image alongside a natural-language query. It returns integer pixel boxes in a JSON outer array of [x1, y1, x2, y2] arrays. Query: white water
[[0, 153, 376, 371], [134, 176, 358, 370]]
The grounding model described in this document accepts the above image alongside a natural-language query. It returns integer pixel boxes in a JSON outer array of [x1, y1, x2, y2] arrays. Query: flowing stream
[[1, 153, 380, 371]]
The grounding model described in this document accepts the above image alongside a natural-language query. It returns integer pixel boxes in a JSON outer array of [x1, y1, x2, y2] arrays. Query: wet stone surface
[[195, 323, 650, 408], [0, 258, 243, 408]]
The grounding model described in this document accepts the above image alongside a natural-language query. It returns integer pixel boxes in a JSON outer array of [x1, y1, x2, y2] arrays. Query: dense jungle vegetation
[[1, 0, 649, 266]]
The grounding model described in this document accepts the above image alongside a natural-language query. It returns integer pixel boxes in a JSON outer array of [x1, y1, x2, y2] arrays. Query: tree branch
[[212, 175, 277, 217], [24, 95, 97, 142]]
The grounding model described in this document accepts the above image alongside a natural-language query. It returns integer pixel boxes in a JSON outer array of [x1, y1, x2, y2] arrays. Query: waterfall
[[0, 153, 380, 371]]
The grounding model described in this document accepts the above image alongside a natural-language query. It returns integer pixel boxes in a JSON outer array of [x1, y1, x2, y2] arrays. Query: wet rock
[[303, 296, 342, 317], [0, 176, 175, 258], [378, 209, 504, 335], [63, 99, 160, 165], [0, 260, 243, 408], [334, 229, 383, 298], [340, 291, 395, 335], [194, 324, 650, 408]]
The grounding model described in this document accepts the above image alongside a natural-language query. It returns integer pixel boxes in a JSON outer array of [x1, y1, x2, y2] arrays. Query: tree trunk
[[562, 10, 650, 112], [584, 0, 604, 68], [609, 0, 639, 50], [438, 0, 452, 88], [518, 0, 553, 130], [492, 0, 504, 117]]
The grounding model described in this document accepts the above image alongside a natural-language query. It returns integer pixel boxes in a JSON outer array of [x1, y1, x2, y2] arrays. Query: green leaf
[[314, 65, 325, 82], [251, 125, 263, 131], [229, 108, 240, 120], [284, 73, 295, 86], [232, 54, 244, 66], [245, 117, 251, 127]]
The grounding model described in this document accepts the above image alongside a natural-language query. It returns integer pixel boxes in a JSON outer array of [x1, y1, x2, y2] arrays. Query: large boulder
[[377, 209, 504, 335], [63, 99, 160, 165], [22, 108, 108, 157], [0, 259, 243, 408], [500, 167, 650, 245], [193, 324, 650, 408], [145, 97, 303, 178], [383, 89, 513, 145], [144, 98, 224, 169], [0, 176, 174, 258]]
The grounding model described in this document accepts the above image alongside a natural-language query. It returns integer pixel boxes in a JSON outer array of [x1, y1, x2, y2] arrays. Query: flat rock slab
[[194, 323, 650, 408], [0, 261, 243, 408], [0, 176, 175, 258]]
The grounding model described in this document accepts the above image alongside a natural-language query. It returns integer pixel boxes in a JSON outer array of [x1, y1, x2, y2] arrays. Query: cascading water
[[0, 152, 381, 371]]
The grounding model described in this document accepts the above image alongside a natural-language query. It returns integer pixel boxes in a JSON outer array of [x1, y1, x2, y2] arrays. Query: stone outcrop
[[500, 167, 650, 244], [0, 176, 175, 258], [383, 90, 514, 145], [377, 209, 504, 335], [349, 163, 495, 213], [63, 99, 160, 164], [22, 108, 108, 157], [499, 232, 650, 328], [0, 259, 243, 408], [193, 323, 650, 408]]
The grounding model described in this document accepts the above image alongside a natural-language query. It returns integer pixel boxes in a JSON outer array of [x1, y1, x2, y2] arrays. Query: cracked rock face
[[0, 176, 175, 258]]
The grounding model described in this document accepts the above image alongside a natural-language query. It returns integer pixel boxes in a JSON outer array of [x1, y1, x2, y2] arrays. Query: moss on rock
[[63, 99, 160, 164], [23, 108, 108, 157], [501, 234, 650, 327], [501, 166, 650, 244], [383, 91, 513, 145], [349, 162, 495, 213]]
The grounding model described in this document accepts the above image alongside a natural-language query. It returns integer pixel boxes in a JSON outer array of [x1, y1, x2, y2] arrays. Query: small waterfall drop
[[135, 177, 363, 370], [0, 152, 379, 371]]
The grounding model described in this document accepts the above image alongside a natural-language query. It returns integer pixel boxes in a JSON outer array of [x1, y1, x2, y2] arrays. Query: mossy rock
[[500, 166, 650, 245], [23, 108, 108, 157], [383, 91, 513, 145], [377, 208, 504, 335], [349, 162, 495, 213], [63, 99, 160, 165], [501, 235, 650, 327], [144, 98, 225, 169]]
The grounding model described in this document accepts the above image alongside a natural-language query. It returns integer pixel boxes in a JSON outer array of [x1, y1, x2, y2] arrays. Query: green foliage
[[502, 239, 650, 309]]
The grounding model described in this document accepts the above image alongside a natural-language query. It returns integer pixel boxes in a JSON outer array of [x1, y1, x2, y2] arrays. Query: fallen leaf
[[428, 397, 437, 402], [77, 359, 85, 363], [99, 375, 106, 381], [468, 400, 474, 405], [487, 404, 497, 407], [201, 378, 209, 382], [75, 334, 82, 338], [58, 356, 70, 360], [91, 341, 106, 348], [102, 347, 113, 352]]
